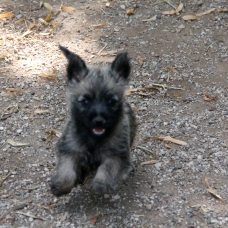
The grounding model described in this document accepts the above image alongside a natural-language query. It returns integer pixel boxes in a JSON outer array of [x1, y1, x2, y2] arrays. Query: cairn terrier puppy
[[50, 46, 137, 196]]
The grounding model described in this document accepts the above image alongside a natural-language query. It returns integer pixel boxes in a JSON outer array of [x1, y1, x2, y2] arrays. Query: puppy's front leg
[[90, 157, 132, 193], [51, 154, 77, 197]]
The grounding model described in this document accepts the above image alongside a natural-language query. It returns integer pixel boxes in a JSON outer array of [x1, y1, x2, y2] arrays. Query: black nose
[[93, 116, 105, 125]]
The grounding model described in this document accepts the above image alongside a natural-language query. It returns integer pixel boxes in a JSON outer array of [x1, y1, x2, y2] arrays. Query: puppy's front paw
[[50, 182, 72, 197], [50, 172, 76, 197], [89, 178, 118, 193]]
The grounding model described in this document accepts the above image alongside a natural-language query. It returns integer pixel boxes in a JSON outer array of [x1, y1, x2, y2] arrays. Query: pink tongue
[[93, 128, 105, 135]]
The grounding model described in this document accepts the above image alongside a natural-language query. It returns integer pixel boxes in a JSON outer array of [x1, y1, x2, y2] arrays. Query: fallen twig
[[98, 43, 108, 56], [136, 146, 159, 159], [205, 177, 224, 202], [168, 86, 185, 90], [158, 136, 187, 146], [164, 0, 176, 9], [100, 49, 124, 56], [16, 211, 46, 220], [140, 160, 159, 166], [0, 198, 32, 220], [23, 185, 41, 193], [151, 1, 163, 7], [0, 169, 16, 187], [39, 203, 59, 210]]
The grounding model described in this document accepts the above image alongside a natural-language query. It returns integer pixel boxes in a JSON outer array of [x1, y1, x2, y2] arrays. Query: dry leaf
[[9, 105, 18, 113], [7, 139, 30, 147], [43, 2, 53, 21], [28, 19, 36, 30], [44, 2, 53, 12], [217, 7, 228, 12], [1, 91, 16, 96], [127, 8, 135, 16], [60, 212, 68, 222], [49, 21, 58, 34], [48, 129, 61, 138], [2, 105, 18, 117], [178, 24, 185, 29], [39, 203, 59, 209], [7, 37, 15, 40], [34, 109, 54, 115], [142, 15, 157, 22], [125, 87, 158, 95], [21, 30, 33, 38], [45, 12, 52, 21], [14, 17, 25, 24], [189, 202, 202, 208], [140, 160, 159, 166], [200, 206, 208, 213], [165, 144, 171, 149], [207, 188, 224, 201], [175, 3, 183, 14], [182, 8, 216, 21], [195, 8, 216, 17], [91, 215, 101, 226], [152, 83, 166, 89], [0, 12, 14, 19], [132, 107, 147, 111], [173, 93, 181, 98], [182, 15, 197, 21], [39, 18, 49, 25], [7, 37, 13, 40], [203, 94, 218, 102], [166, 66, 178, 73], [100, 48, 124, 56], [0, 68, 8, 73], [124, 88, 137, 95], [0, 176, 3, 186], [205, 177, 224, 202], [46, 133, 53, 142], [46, 129, 61, 142], [39, 32, 50, 36], [137, 91, 154, 96], [162, 10, 176, 15], [90, 22, 107, 28], [137, 56, 145, 67], [0, 53, 10, 59], [163, 3, 183, 16], [158, 136, 187, 146], [106, 3, 111, 8], [40, 69, 58, 81], [5, 88, 25, 94], [60, 5, 75, 12]]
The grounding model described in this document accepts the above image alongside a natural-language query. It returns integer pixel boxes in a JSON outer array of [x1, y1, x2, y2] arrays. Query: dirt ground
[[0, 0, 228, 227]]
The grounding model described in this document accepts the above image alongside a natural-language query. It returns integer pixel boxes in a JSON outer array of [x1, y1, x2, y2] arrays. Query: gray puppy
[[50, 46, 137, 196]]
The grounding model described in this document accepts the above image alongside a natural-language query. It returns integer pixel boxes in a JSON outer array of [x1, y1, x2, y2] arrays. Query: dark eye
[[78, 95, 91, 106], [108, 95, 119, 105], [108, 99, 116, 105], [81, 99, 90, 105]]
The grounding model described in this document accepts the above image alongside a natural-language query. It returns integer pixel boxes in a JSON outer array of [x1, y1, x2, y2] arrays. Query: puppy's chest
[[87, 147, 104, 163]]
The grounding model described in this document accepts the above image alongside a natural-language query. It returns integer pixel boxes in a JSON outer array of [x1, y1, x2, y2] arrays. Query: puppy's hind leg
[[51, 154, 77, 197]]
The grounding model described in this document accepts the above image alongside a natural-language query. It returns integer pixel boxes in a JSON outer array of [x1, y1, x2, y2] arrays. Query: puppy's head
[[60, 46, 131, 137]]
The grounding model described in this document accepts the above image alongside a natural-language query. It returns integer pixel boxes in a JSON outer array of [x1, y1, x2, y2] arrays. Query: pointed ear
[[111, 52, 131, 81], [59, 45, 88, 82]]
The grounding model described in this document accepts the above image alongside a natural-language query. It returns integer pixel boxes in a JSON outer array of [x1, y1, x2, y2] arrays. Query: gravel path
[[0, 0, 228, 227]]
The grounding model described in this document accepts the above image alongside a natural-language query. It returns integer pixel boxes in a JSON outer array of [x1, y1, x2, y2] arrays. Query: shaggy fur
[[50, 46, 137, 196]]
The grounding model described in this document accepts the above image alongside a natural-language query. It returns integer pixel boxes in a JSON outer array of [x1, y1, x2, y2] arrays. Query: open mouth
[[92, 128, 105, 136]]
